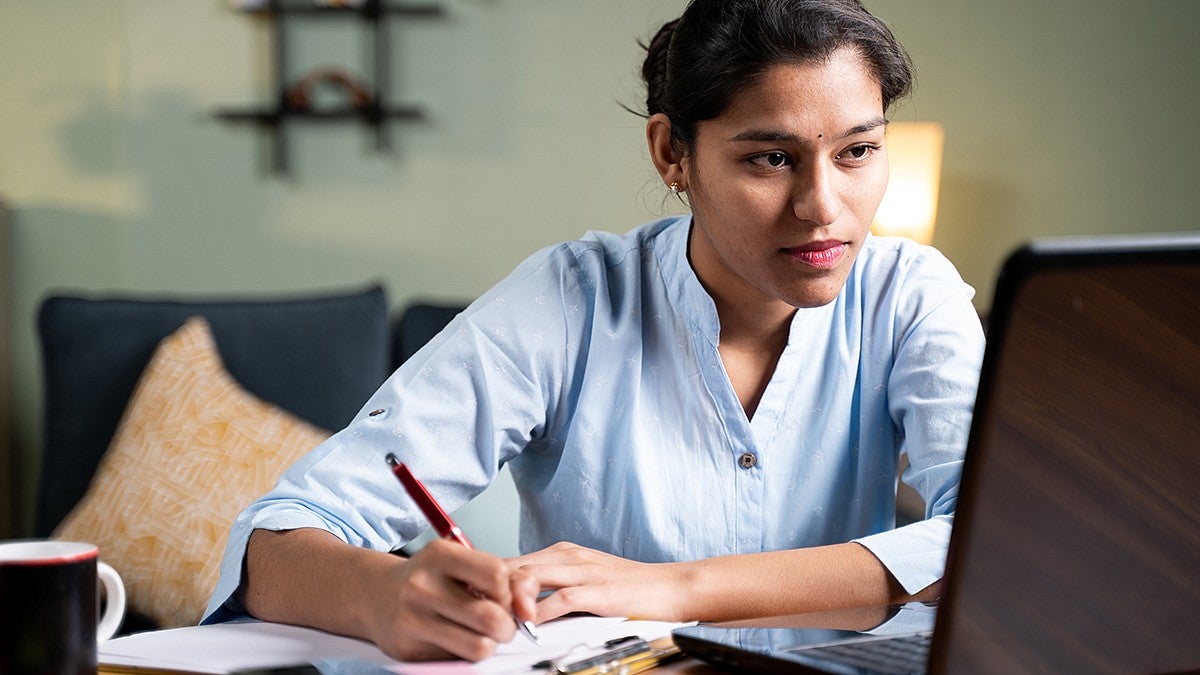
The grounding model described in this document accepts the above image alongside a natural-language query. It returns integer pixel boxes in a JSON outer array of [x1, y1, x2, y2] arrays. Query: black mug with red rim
[[0, 540, 125, 674]]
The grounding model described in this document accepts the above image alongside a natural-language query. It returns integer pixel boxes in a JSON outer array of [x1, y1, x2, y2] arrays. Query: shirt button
[[738, 452, 758, 469]]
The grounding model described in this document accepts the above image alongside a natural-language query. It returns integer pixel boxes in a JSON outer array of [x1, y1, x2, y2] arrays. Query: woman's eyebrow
[[726, 116, 889, 144], [726, 129, 800, 144], [845, 116, 889, 137]]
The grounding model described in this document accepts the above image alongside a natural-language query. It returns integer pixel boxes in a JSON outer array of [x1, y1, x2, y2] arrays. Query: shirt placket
[[694, 334, 767, 556]]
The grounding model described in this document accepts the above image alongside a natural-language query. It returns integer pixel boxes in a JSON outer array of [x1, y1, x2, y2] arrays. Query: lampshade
[[871, 121, 945, 245]]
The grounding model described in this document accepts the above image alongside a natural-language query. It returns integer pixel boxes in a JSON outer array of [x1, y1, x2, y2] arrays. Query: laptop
[[673, 234, 1200, 674]]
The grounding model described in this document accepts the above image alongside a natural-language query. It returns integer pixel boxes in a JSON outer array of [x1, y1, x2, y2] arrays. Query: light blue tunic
[[205, 215, 985, 622]]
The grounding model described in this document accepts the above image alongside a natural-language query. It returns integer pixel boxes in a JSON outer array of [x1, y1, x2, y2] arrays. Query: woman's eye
[[837, 144, 879, 162], [751, 151, 791, 168]]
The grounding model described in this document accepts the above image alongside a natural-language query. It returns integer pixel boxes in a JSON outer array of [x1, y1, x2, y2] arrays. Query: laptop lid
[[930, 233, 1200, 673], [673, 234, 1200, 674]]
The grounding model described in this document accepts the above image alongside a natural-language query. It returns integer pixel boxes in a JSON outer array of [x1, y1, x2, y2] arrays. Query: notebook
[[672, 233, 1200, 674]]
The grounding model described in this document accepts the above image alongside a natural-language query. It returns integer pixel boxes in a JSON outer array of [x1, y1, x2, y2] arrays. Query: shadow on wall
[[49, 84, 468, 291]]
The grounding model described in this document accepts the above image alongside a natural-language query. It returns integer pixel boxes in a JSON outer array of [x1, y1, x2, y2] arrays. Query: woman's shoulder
[[567, 215, 687, 266], [504, 216, 687, 288], [854, 235, 966, 287], [847, 235, 978, 323], [476, 216, 688, 304]]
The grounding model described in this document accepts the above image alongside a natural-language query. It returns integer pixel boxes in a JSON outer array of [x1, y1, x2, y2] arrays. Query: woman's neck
[[708, 290, 795, 420]]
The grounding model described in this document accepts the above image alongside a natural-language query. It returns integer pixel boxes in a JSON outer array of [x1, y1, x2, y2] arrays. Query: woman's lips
[[783, 241, 848, 269]]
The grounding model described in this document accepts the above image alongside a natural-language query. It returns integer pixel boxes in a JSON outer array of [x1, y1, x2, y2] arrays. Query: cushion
[[52, 317, 330, 628], [36, 285, 389, 535]]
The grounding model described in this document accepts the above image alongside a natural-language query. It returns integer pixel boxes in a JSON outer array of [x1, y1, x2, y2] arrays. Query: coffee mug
[[0, 540, 126, 674]]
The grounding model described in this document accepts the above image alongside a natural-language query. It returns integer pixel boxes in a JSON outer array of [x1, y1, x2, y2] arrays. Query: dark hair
[[641, 0, 913, 154]]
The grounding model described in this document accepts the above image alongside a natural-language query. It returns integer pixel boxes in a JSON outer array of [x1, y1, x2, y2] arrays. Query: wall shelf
[[216, 0, 444, 174]]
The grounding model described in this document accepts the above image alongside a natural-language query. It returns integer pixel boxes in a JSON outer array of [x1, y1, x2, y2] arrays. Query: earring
[[669, 182, 681, 194]]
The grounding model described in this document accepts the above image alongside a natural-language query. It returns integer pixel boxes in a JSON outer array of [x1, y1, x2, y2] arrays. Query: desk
[[512, 644, 722, 675], [652, 659, 722, 673]]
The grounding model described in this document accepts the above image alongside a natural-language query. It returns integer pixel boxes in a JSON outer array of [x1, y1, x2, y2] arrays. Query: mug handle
[[96, 561, 126, 642]]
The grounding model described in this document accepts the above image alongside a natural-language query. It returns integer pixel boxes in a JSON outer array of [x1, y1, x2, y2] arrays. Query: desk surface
[[655, 659, 722, 673]]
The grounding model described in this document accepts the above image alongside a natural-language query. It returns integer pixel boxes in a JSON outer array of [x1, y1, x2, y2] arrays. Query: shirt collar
[[654, 215, 722, 347], [653, 215, 850, 349]]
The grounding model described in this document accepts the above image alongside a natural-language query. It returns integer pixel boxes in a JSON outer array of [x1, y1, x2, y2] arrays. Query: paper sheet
[[99, 616, 689, 675]]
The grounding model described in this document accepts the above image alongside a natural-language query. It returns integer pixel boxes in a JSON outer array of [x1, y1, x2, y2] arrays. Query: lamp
[[871, 121, 945, 245]]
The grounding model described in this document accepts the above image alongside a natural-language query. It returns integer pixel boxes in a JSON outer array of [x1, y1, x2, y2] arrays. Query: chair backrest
[[392, 302, 467, 367], [35, 286, 392, 536]]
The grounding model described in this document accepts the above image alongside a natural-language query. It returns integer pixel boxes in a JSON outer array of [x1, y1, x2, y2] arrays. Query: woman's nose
[[792, 161, 842, 227]]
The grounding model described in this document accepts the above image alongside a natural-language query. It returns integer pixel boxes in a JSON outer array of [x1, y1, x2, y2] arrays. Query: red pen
[[385, 453, 539, 643]]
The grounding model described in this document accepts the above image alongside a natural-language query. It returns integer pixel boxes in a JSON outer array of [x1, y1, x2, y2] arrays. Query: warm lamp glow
[[872, 121, 945, 245]]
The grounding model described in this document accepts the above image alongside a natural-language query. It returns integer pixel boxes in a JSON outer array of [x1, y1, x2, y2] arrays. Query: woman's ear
[[646, 113, 687, 191]]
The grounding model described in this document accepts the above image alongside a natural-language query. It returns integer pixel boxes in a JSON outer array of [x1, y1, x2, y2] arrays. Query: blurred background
[[2, 0, 1198, 548]]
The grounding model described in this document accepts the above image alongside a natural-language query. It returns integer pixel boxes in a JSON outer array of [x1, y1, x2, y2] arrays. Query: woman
[[205, 0, 985, 662]]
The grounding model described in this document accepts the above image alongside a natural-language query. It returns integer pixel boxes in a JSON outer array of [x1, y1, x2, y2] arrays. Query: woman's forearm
[[676, 542, 924, 622], [239, 528, 395, 640], [516, 540, 937, 624]]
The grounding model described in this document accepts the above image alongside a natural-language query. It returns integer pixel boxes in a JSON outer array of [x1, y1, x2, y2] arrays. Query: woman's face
[[682, 47, 889, 311]]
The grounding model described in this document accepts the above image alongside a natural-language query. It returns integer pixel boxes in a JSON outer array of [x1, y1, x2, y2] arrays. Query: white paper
[[99, 616, 688, 675], [99, 621, 392, 673]]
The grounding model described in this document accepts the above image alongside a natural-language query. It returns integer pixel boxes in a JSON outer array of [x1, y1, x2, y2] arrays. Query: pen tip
[[385, 453, 399, 467], [522, 620, 540, 644]]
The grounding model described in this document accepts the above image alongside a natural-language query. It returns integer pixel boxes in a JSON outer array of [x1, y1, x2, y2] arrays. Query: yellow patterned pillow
[[53, 316, 330, 627]]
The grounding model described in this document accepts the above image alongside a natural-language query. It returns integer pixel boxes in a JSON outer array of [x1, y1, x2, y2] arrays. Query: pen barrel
[[443, 526, 474, 550]]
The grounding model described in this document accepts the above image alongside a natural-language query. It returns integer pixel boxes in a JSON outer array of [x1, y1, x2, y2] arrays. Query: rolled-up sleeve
[[854, 245, 985, 594]]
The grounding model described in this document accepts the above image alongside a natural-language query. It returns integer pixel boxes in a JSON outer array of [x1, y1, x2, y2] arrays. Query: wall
[[873, 0, 1200, 300], [2, 1, 1198, 547]]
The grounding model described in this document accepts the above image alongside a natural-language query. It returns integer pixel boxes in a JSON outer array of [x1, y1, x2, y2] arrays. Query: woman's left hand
[[509, 542, 692, 623]]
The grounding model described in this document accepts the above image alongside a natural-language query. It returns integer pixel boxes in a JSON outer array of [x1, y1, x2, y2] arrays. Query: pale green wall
[[2, 1, 1199, 549], [872, 0, 1200, 301]]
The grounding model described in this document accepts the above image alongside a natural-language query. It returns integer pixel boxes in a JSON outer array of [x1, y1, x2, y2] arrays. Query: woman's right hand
[[240, 528, 538, 663], [365, 538, 540, 661]]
